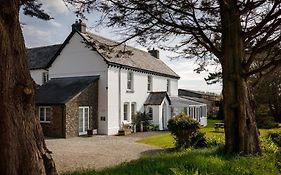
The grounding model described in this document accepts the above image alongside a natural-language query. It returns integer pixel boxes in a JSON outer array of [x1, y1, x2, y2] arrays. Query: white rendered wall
[[48, 33, 109, 134], [107, 66, 178, 134], [30, 69, 47, 85]]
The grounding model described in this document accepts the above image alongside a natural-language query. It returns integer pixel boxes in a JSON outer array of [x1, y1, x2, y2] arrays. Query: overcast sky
[[20, 1, 222, 94]]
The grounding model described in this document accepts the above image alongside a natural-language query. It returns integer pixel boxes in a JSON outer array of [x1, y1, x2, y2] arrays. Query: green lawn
[[63, 120, 281, 175], [63, 148, 280, 175]]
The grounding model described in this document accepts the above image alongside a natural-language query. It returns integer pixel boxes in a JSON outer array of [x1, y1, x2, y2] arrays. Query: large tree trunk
[[0, 1, 57, 174], [220, 0, 261, 154]]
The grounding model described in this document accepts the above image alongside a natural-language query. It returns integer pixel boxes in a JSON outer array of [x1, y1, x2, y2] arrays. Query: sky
[[20, 0, 222, 94]]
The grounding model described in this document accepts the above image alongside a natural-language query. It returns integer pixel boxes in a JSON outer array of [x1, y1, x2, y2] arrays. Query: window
[[124, 103, 129, 120], [131, 102, 136, 118], [127, 72, 134, 90], [166, 79, 170, 93], [147, 75, 152, 91], [79, 106, 89, 135], [42, 72, 49, 84], [39, 106, 51, 123], [147, 107, 153, 120]]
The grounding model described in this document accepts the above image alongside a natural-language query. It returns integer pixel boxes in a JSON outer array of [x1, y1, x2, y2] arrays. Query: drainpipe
[[118, 67, 122, 129]]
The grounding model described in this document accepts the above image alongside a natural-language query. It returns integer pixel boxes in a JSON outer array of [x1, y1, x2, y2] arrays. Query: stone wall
[[65, 81, 99, 137], [37, 105, 65, 138]]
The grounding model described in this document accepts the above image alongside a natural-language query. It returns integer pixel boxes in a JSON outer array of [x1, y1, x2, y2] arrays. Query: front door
[[79, 106, 89, 135]]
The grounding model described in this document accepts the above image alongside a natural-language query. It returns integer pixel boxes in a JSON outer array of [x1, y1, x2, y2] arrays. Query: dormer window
[[147, 75, 152, 92], [42, 72, 49, 84], [127, 72, 134, 91]]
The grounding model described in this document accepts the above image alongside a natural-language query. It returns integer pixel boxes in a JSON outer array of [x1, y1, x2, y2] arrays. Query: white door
[[79, 107, 89, 135]]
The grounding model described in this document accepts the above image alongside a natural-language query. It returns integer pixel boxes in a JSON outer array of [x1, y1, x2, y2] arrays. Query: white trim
[[79, 106, 90, 135], [39, 106, 51, 123]]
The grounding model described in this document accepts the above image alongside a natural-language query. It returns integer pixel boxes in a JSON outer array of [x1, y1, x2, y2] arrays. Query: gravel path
[[46, 132, 164, 173]]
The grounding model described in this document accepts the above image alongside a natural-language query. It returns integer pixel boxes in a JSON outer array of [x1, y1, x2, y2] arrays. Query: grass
[[63, 120, 281, 175], [63, 147, 281, 175]]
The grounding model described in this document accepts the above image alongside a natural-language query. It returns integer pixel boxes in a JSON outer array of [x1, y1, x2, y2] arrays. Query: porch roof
[[144, 92, 171, 105], [170, 96, 206, 107]]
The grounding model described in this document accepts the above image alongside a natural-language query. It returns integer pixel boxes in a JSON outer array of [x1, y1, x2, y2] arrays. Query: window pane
[[84, 108, 89, 130], [45, 108, 51, 121], [79, 108, 83, 132], [124, 104, 128, 120], [131, 103, 135, 117], [39, 108, 45, 121], [147, 76, 152, 91], [148, 107, 153, 120]]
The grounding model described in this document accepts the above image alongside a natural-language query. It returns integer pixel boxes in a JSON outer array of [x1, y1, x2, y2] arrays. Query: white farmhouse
[[27, 21, 207, 137]]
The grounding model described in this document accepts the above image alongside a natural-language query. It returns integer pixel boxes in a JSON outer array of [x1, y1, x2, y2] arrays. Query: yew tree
[[67, 0, 281, 154], [0, 1, 57, 174]]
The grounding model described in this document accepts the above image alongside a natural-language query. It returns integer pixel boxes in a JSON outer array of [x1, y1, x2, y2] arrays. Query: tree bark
[[0, 1, 57, 174], [219, 0, 261, 154]]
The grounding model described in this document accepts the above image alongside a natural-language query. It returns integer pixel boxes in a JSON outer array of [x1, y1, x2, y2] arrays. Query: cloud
[[40, 0, 69, 14], [22, 25, 52, 47]]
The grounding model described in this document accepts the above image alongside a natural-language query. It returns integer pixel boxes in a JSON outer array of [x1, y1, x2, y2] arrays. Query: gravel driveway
[[46, 132, 163, 173]]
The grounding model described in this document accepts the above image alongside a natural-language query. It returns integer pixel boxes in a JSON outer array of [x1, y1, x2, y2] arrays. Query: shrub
[[256, 114, 279, 129], [268, 132, 281, 147], [132, 112, 152, 132], [168, 113, 207, 149]]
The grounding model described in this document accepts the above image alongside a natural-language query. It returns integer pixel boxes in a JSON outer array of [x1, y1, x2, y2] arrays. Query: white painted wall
[[30, 69, 47, 85], [48, 33, 109, 134], [107, 67, 178, 134]]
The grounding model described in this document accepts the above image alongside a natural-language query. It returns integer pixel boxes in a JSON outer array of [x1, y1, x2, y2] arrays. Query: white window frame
[[79, 106, 90, 135], [39, 106, 51, 123], [127, 72, 134, 91], [124, 103, 129, 121], [147, 75, 152, 92], [42, 72, 49, 84]]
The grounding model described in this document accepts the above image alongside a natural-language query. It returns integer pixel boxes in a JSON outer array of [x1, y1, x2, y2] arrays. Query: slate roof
[[27, 44, 61, 69], [36, 76, 99, 105], [80, 32, 179, 79], [170, 96, 205, 106], [144, 92, 171, 105]]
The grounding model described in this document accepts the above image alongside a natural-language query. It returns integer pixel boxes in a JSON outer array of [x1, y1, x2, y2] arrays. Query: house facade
[[28, 21, 207, 137]]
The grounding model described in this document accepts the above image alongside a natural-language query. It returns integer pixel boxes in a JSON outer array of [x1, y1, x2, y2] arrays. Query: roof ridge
[[27, 44, 62, 50]]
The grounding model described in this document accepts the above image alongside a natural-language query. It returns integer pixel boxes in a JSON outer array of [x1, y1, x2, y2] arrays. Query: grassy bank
[[63, 147, 280, 175]]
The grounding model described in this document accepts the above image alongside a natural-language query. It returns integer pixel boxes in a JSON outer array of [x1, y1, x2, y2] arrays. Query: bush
[[268, 132, 281, 147], [132, 112, 152, 132], [256, 114, 279, 129], [168, 113, 207, 149]]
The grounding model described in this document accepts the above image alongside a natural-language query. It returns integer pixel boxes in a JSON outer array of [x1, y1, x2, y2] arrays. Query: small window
[[166, 79, 170, 93], [147, 107, 153, 120], [131, 102, 136, 118], [147, 75, 152, 91], [39, 106, 51, 123], [124, 103, 129, 120], [42, 72, 49, 84], [127, 72, 134, 90]]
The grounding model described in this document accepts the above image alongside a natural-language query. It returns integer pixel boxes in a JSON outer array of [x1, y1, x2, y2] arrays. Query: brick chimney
[[72, 19, 86, 33], [148, 48, 159, 59]]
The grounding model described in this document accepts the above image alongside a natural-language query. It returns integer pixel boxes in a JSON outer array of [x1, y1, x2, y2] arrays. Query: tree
[[255, 70, 281, 123], [0, 1, 57, 174], [67, 0, 281, 154]]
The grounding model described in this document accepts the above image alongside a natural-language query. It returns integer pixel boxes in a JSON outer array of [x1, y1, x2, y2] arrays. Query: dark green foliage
[[268, 132, 281, 147], [132, 112, 152, 132], [256, 114, 279, 129], [22, 0, 52, 20], [168, 113, 207, 149], [204, 72, 222, 85]]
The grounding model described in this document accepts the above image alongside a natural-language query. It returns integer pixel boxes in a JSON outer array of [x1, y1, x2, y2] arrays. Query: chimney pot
[[148, 48, 160, 59], [72, 20, 86, 33]]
